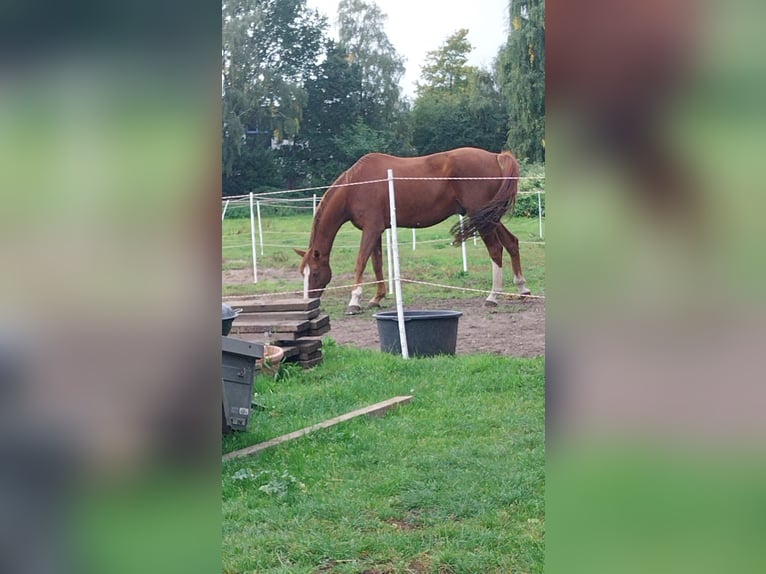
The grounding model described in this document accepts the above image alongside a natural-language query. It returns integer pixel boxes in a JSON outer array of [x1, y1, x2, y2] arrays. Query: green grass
[[222, 213, 545, 316], [222, 343, 545, 573]]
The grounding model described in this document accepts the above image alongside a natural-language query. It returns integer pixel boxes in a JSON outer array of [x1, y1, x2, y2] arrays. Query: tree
[[221, 0, 326, 192], [418, 29, 473, 93], [412, 31, 508, 155], [497, 0, 545, 162], [336, 0, 406, 134], [297, 40, 364, 183]]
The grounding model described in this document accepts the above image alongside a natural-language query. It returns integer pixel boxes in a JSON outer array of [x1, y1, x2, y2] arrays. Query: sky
[[305, 0, 510, 99]]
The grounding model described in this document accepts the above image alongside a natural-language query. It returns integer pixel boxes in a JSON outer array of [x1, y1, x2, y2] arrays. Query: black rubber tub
[[222, 303, 241, 336], [373, 310, 463, 357]]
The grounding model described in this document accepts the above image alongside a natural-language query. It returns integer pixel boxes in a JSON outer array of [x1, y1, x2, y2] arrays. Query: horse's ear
[[294, 248, 306, 258]]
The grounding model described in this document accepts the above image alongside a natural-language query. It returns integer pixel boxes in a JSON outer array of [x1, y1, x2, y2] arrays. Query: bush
[[514, 162, 545, 217]]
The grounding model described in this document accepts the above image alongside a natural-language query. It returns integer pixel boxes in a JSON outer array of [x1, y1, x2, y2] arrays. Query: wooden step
[[308, 313, 330, 330], [230, 319, 310, 335], [224, 297, 320, 313], [277, 338, 322, 357], [237, 308, 321, 322]]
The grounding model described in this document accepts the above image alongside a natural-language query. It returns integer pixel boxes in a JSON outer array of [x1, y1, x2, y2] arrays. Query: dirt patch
[[330, 297, 544, 357], [223, 267, 544, 357]]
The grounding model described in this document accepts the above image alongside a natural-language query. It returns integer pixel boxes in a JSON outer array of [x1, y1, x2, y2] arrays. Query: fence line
[[224, 171, 545, 313], [222, 238, 546, 250], [223, 175, 544, 202], [222, 276, 544, 302], [223, 186, 545, 205]]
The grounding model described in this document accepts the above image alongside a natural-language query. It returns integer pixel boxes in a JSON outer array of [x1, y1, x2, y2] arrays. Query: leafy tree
[[336, 0, 406, 136], [412, 31, 508, 155], [497, 0, 545, 162], [221, 0, 326, 193], [297, 40, 364, 183], [418, 29, 473, 93]]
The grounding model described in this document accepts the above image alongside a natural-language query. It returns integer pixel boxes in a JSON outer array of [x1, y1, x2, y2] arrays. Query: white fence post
[[387, 169, 409, 359], [412, 228, 416, 251], [222, 199, 229, 222], [386, 229, 393, 295], [249, 192, 258, 283], [313, 193, 317, 216], [256, 200, 264, 255], [459, 215, 468, 273]]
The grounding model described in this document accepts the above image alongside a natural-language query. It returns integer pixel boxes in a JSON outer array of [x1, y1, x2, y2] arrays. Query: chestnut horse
[[296, 147, 531, 315]]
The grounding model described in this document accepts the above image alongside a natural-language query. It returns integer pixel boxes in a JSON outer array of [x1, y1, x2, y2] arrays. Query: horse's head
[[295, 248, 332, 298]]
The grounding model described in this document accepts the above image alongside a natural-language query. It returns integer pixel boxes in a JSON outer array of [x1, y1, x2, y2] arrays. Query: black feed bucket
[[373, 310, 463, 357]]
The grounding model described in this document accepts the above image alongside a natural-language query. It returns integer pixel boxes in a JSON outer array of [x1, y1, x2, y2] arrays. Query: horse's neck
[[310, 193, 348, 254]]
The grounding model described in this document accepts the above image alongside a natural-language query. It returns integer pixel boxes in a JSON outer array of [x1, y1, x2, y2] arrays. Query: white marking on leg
[[514, 273, 531, 295], [303, 266, 310, 299], [348, 285, 363, 308], [486, 262, 503, 304]]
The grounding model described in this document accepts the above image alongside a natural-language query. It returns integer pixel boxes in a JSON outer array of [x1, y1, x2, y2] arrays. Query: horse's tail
[[450, 150, 519, 244]]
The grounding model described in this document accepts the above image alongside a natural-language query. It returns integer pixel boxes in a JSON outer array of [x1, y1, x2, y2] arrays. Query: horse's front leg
[[345, 230, 380, 315], [368, 234, 387, 308]]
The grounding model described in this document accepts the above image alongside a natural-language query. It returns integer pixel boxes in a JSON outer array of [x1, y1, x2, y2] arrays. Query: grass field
[[222, 343, 545, 573], [222, 212, 545, 315]]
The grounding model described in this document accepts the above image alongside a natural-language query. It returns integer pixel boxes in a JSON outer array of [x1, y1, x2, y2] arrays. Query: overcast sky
[[305, 0, 510, 99]]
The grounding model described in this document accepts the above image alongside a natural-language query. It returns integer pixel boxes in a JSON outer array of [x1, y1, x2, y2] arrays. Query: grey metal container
[[373, 310, 463, 357], [221, 336, 264, 433]]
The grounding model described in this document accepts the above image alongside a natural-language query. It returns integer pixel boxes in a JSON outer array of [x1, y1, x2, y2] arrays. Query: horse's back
[[352, 147, 505, 179]]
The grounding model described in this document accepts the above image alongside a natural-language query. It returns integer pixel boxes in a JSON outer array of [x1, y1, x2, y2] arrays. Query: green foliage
[[337, 0, 405, 130], [222, 0, 326, 183], [418, 29, 474, 93], [219, 1, 544, 197], [514, 191, 545, 217], [497, 0, 545, 162], [412, 31, 508, 155]]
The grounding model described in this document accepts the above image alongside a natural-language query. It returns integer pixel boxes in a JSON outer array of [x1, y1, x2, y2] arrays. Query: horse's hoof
[[345, 305, 363, 315], [367, 301, 381, 309], [519, 288, 532, 296], [483, 299, 498, 308]]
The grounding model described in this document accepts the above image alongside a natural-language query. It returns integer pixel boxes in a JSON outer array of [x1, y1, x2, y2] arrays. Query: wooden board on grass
[[222, 395, 414, 461]]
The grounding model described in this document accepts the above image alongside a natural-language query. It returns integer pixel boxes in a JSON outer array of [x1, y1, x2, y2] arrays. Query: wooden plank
[[278, 338, 322, 354], [307, 324, 330, 337], [280, 345, 299, 360], [237, 308, 321, 322], [224, 298, 320, 313], [230, 319, 310, 334], [222, 396, 414, 461], [308, 313, 330, 330], [299, 348, 322, 361], [298, 355, 323, 369]]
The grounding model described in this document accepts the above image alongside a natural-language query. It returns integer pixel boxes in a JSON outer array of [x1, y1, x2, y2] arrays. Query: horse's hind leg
[[346, 229, 381, 315], [478, 229, 505, 306], [368, 234, 387, 308], [496, 223, 531, 295]]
